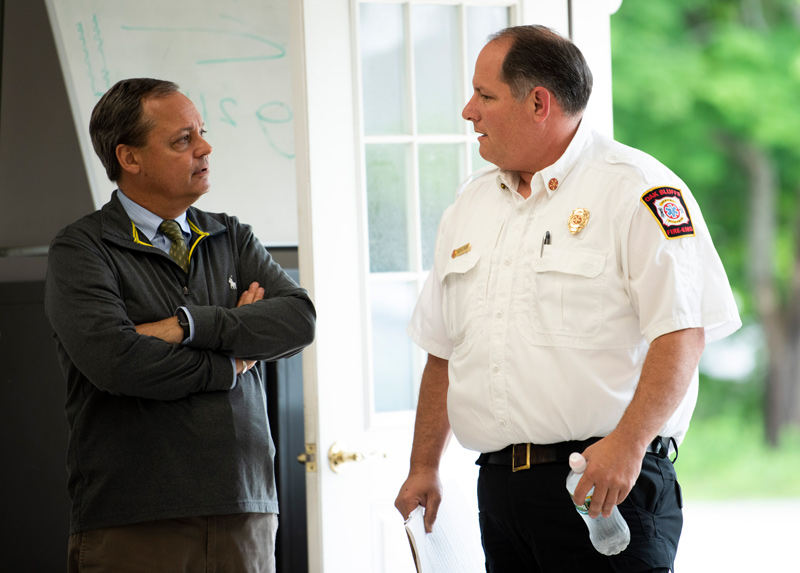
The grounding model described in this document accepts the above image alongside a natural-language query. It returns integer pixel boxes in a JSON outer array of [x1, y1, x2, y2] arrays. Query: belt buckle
[[511, 443, 530, 472]]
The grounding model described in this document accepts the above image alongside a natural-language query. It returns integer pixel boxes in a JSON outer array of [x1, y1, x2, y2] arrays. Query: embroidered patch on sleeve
[[640, 186, 695, 239]]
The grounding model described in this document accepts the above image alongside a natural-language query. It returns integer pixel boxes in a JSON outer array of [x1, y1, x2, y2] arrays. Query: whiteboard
[[45, 0, 297, 246]]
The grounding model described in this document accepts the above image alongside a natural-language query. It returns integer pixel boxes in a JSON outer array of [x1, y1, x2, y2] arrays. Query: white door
[[290, 1, 618, 571]]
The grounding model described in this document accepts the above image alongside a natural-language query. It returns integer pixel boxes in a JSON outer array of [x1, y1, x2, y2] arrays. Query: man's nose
[[462, 94, 477, 122], [197, 138, 213, 157]]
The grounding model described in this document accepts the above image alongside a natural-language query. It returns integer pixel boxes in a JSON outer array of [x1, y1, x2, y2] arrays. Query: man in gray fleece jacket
[[45, 78, 316, 572]]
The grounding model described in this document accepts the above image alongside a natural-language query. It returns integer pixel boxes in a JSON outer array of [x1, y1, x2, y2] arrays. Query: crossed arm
[[135, 281, 266, 375], [46, 227, 315, 400]]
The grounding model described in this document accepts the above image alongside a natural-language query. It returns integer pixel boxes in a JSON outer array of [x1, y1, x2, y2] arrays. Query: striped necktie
[[159, 220, 190, 273]]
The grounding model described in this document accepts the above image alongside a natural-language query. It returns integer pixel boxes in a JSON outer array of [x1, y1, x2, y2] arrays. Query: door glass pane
[[412, 5, 460, 134], [419, 144, 464, 270], [360, 3, 408, 135], [366, 144, 411, 273], [371, 281, 418, 412], [466, 7, 510, 76]]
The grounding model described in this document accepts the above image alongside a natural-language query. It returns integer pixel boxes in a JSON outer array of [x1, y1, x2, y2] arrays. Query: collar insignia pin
[[568, 208, 590, 235]]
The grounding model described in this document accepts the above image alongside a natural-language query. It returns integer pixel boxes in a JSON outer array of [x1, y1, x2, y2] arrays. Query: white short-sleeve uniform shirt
[[408, 121, 741, 453]]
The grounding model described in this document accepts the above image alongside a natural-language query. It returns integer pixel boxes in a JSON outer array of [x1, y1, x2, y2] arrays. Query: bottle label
[[574, 495, 592, 515]]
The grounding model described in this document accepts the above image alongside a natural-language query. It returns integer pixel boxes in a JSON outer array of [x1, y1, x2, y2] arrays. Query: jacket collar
[[100, 190, 227, 247]]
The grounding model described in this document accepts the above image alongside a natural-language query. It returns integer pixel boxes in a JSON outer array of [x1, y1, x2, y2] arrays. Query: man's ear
[[116, 144, 141, 175], [530, 86, 551, 123]]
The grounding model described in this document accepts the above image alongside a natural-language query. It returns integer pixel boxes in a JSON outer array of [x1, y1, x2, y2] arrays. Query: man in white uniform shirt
[[394, 25, 740, 572]]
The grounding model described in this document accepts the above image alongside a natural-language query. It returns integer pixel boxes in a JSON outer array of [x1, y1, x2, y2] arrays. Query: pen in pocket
[[541, 231, 551, 257]]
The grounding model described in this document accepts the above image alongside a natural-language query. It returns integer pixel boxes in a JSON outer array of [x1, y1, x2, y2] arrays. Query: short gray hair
[[488, 25, 592, 116]]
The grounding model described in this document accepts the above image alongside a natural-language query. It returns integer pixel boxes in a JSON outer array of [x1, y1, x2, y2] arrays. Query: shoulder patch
[[640, 186, 695, 239]]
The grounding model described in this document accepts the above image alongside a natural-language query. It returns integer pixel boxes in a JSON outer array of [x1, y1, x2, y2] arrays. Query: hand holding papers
[[403, 484, 484, 573]]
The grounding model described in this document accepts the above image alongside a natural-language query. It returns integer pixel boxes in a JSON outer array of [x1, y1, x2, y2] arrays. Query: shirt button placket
[[489, 203, 527, 433]]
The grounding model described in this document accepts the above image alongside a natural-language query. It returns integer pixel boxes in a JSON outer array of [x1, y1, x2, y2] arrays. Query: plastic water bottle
[[565, 452, 630, 556]]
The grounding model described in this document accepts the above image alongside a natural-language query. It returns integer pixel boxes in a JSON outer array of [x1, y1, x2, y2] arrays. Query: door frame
[[290, 1, 621, 570]]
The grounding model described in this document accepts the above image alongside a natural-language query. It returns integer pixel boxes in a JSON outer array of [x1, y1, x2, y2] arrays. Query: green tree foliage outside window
[[612, 0, 800, 447]]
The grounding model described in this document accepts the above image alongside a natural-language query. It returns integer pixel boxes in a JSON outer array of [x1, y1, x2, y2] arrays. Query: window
[[357, 1, 514, 416]]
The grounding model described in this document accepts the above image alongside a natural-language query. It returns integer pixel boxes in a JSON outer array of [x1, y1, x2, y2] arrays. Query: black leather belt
[[476, 436, 670, 472]]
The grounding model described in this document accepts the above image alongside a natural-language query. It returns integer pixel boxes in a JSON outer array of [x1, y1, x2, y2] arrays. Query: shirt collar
[[116, 189, 190, 240], [496, 118, 593, 199]]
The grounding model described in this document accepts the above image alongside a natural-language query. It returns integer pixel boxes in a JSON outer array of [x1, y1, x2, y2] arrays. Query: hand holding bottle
[[565, 452, 630, 556]]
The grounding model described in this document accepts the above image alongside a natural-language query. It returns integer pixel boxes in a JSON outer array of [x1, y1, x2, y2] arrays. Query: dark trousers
[[478, 451, 682, 572], [67, 513, 278, 573]]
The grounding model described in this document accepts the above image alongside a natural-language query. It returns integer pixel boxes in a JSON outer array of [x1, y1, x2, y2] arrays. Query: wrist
[[607, 426, 652, 455], [408, 462, 441, 477], [175, 308, 190, 342]]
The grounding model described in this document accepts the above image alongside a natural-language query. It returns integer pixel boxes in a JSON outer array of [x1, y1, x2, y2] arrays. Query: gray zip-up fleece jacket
[[45, 191, 316, 534]]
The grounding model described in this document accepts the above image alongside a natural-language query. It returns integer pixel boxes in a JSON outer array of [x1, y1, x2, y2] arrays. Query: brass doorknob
[[328, 442, 386, 473]]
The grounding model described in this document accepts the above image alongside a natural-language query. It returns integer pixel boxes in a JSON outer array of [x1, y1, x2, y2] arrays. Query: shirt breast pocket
[[439, 251, 483, 344], [525, 246, 606, 338]]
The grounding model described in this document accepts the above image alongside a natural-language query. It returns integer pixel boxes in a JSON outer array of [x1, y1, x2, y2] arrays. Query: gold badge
[[451, 243, 471, 258], [567, 208, 590, 235]]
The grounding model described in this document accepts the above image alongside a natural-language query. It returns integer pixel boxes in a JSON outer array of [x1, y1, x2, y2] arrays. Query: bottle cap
[[568, 452, 587, 472]]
